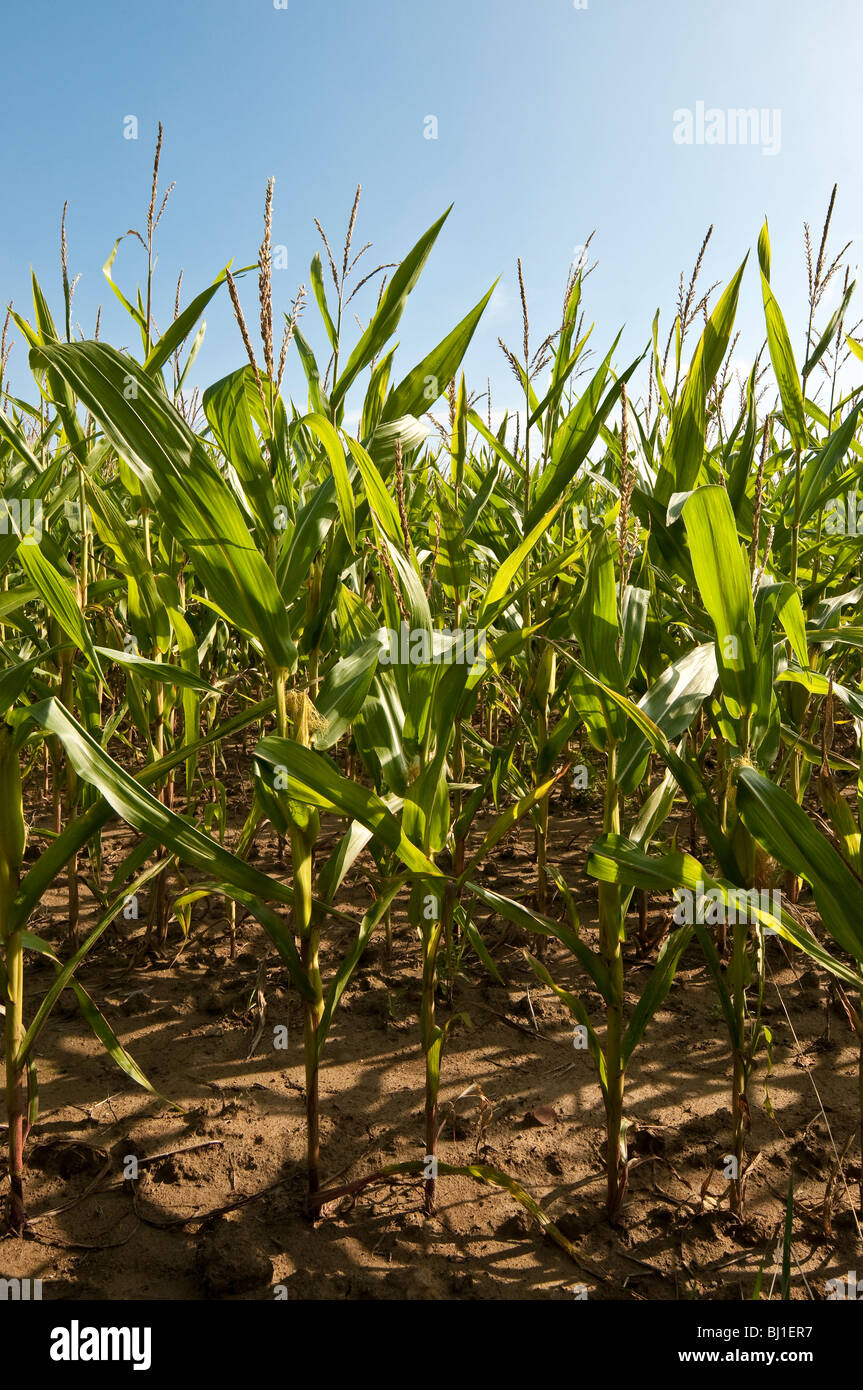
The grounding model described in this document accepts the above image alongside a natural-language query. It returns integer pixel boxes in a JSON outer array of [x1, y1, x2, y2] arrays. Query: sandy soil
[[2, 765, 861, 1301]]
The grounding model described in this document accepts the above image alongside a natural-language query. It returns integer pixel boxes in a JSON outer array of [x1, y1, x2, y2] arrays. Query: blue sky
[[2, 0, 862, 424]]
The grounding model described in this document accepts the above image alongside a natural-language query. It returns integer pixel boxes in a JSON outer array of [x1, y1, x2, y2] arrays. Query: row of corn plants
[[1, 140, 862, 1263]]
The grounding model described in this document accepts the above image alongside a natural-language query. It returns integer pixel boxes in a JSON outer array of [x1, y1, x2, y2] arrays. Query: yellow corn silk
[[284, 690, 329, 748]]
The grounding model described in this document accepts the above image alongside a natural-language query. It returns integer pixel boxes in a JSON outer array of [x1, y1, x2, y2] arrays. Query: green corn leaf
[[381, 280, 497, 423], [682, 486, 758, 724], [69, 978, 178, 1107], [27, 698, 297, 909], [315, 878, 405, 1060], [313, 633, 385, 748], [310, 253, 338, 351], [331, 208, 451, 412], [302, 413, 355, 550], [255, 736, 442, 878], [736, 765, 863, 965], [95, 647, 218, 694], [621, 926, 693, 1066], [30, 341, 297, 673], [760, 265, 807, 452], [17, 541, 104, 681], [524, 952, 608, 1096], [655, 259, 747, 505], [476, 500, 562, 628], [144, 266, 231, 376]]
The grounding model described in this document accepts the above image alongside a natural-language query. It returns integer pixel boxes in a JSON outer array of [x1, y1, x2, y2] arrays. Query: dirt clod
[[196, 1219, 274, 1297]]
